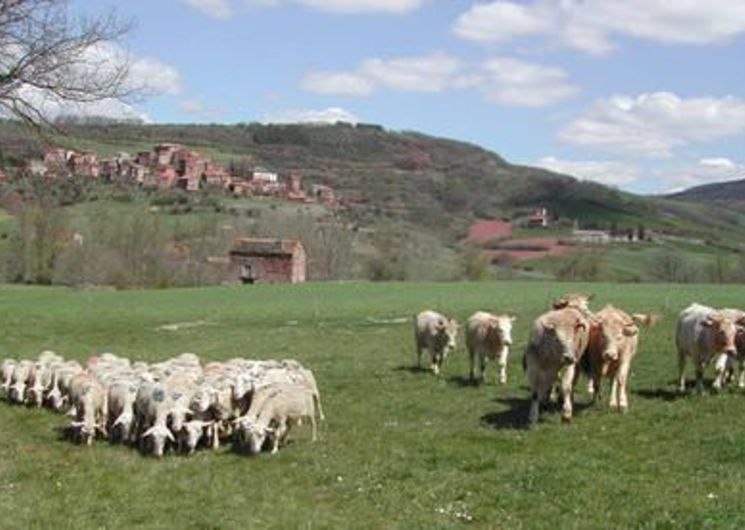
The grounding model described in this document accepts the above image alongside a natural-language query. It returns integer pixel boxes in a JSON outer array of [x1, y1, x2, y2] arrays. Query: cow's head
[[489, 316, 516, 348], [544, 316, 588, 365], [594, 318, 637, 362], [143, 424, 175, 458], [704, 314, 739, 358], [435, 317, 459, 354]]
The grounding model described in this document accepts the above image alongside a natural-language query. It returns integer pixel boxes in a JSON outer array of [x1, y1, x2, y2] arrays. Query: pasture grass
[[2, 281, 745, 529]]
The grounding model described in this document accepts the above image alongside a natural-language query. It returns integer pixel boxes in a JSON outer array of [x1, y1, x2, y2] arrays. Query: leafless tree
[[0, 0, 134, 128]]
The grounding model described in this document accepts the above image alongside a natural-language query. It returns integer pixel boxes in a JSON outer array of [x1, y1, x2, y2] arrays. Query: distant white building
[[572, 229, 611, 245], [252, 167, 278, 183]]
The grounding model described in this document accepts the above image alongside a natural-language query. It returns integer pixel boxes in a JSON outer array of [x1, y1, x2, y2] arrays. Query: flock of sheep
[[0, 351, 323, 457], [414, 293, 745, 426]]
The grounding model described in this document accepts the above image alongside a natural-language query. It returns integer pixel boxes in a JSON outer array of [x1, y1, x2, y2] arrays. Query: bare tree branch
[[0, 0, 135, 131]]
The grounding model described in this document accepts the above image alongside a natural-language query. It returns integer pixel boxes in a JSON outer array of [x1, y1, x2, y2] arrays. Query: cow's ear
[[623, 325, 638, 337], [543, 322, 556, 332], [702, 318, 715, 327], [552, 298, 567, 310]]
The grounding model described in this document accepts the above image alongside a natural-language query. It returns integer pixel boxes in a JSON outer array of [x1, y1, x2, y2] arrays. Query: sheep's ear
[[142, 427, 155, 439], [166, 429, 175, 442]]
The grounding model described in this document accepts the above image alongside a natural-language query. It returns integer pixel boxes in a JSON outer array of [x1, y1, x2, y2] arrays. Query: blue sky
[[70, 0, 745, 194]]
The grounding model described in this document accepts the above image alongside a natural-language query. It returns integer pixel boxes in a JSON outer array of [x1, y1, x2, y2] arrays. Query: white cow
[[414, 310, 458, 375], [676, 303, 742, 394], [465, 311, 516, 384]]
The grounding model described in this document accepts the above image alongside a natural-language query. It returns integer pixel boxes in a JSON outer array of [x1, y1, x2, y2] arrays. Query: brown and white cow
[[676, 303, 743, 394], [583, 305, 659, 412], [524, 306, 590, 425], [414, 310, 458, 376], [711, 308, 745, 390], [465, 311, 515, 384]]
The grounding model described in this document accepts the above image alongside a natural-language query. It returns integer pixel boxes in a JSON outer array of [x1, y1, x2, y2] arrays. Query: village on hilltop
[[15, 143, 341, 210]]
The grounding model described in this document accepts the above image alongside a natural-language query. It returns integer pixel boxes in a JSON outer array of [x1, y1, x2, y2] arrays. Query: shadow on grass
[[480, 398, 528, 430], [480, 397, 597, 431], [635, 387, 686, 402], [392, 364, 430, 375], [447, 375, 479, 388]]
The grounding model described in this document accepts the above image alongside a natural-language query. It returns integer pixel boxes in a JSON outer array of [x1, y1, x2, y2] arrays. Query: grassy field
[[2, 281, 745, 529]]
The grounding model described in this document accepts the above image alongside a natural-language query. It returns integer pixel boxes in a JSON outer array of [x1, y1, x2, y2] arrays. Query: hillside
[[1, 120, 744, 283], [669, 178, 745, 204]]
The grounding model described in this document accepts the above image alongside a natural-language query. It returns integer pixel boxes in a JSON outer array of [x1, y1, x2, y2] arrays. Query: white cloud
[[360, 53, 462, 92], [183, 0, 233, 19], [208, 0, 422, 15], [559, 92, 745, 158], [302, 54, 576, 107], [478, 57, 577, 106], [301, 72, 374, 97], [454, 1, 745, 54], [536, 156, 641, 187], [128, 56, 183, 96], [263, 106, 359, 124], [293, 0, 421, 14], [662, 158, 745, 193]]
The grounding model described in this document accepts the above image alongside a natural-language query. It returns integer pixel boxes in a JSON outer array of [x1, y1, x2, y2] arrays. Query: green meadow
[[1, 281, 745, 529]]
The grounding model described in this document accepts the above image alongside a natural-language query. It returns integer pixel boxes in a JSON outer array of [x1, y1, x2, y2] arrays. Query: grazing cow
[[524, 307, 590, 425], [465, 311, 516, 384], [583, 305, 659, 412], [414, 310, 458, 375], [676, 303, 743, 394]]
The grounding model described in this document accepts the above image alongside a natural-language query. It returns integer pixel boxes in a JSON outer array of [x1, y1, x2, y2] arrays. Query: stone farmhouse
[[228, 238, 307, 284]]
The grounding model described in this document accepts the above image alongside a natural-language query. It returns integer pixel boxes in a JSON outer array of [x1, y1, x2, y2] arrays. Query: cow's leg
[[713, 353, 728, 391], [695, 362, 706, 395], [616, 362, 631, 412], [468, 347, 475, 382], [431, 351, 440, 376], [479, 353, 487, 384], [497, 346, 509, 385], [677, 351, 687, 393], [738, 359, 745, 389], [560, 365, 576, 423]]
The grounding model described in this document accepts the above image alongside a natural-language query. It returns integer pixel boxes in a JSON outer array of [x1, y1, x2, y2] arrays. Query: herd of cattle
[[0, 351, 323, 456], [415, 294, 745, 426], [3, 292, 744, 454]]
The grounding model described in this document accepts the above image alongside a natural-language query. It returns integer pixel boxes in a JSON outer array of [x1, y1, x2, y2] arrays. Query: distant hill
[[668, 179, 745, 203], [2, 119, 745, 283]]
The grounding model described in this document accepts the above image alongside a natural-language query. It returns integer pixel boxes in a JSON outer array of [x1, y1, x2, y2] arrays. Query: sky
[[67, 0, 745, 194]]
